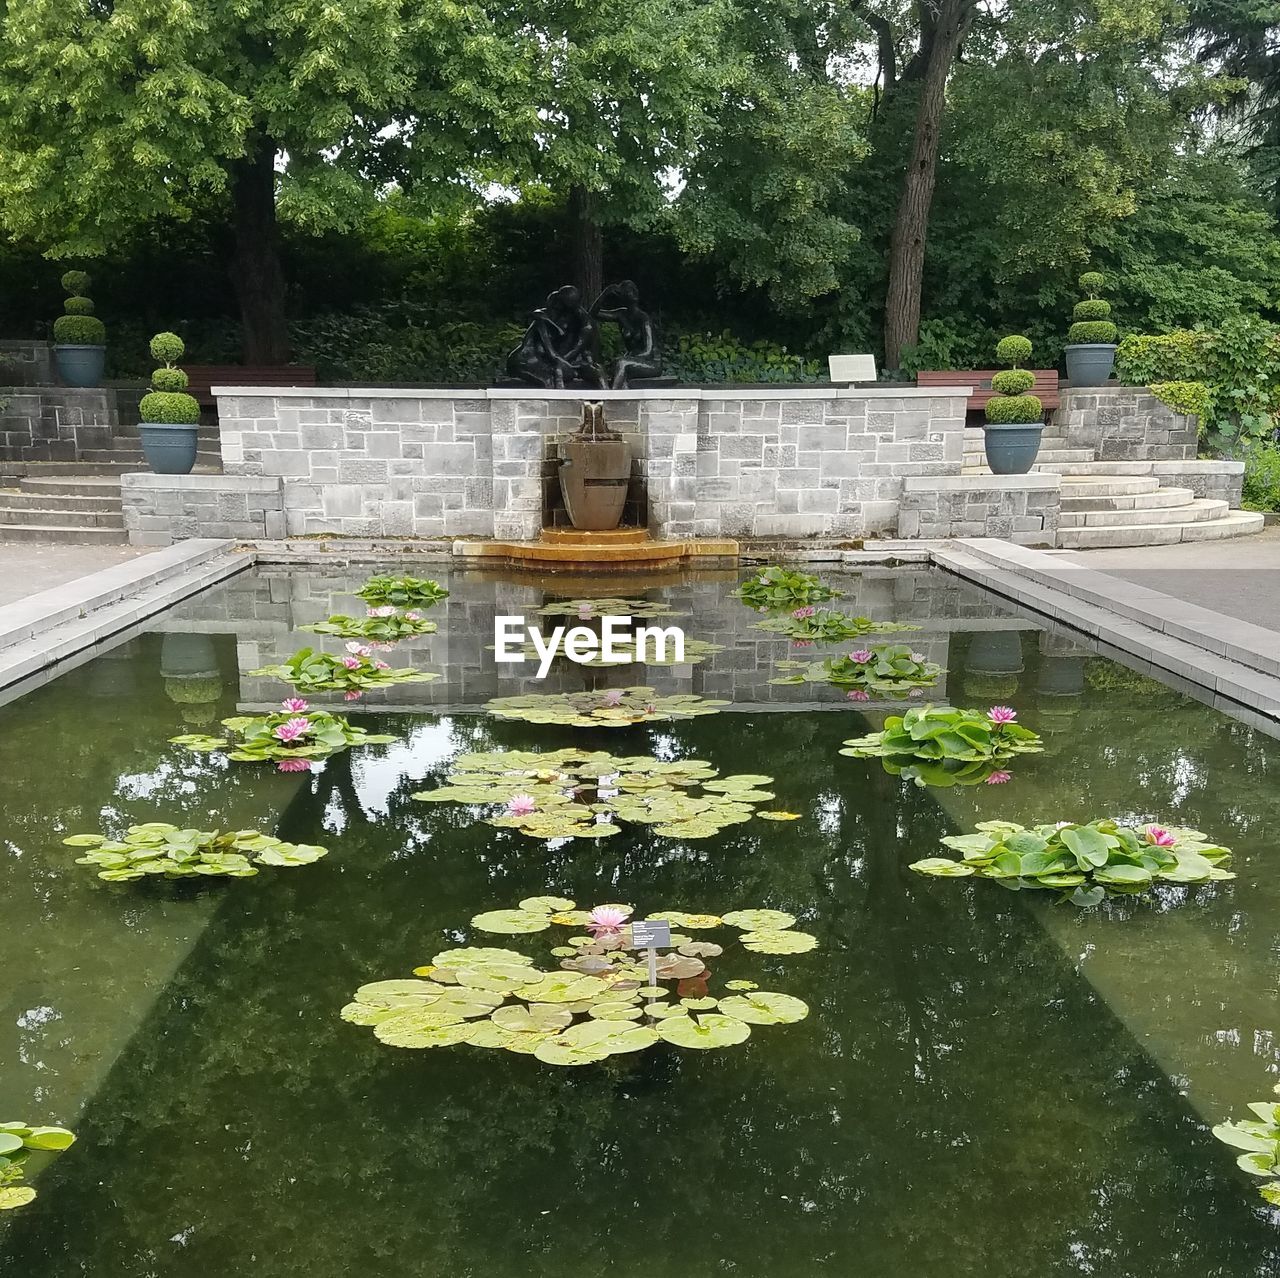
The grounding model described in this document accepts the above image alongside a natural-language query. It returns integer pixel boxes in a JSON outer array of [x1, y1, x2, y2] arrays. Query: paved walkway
[[0, 542, 153, 607], [1063, 524, 1280, 636]]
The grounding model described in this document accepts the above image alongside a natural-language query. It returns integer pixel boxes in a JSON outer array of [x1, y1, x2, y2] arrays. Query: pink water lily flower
[[506, 793, 537, 817], [847, 689, 871, 702], [404, 611, 422, 622], [341, 655, 362, 669], [791, 639, 814, 649], [850, 649, 872, 664], [367, 606, 396, 618], [985, 770, 1013, 785], [988, 706, 1017, 725], [343, 690, 362, 701], [277, 758, 311, 773], [910, 652, 926, 663], [1145, 825, 1177, 847], [578, 603, 595, 618], [792, 605, 816, 619], [908, 687, 924, 698], [281, 697, 309, 713], [601, 689, 625, 707], [587, 905, 629, 936], [274, 716, 312, 743], [374, 660, 390, 671], [345, 641, 372, 657]]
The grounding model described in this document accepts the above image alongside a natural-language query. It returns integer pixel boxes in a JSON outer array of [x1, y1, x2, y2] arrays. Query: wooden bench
[[181, 364, 317, 410], [917, 368, 1060, 416]]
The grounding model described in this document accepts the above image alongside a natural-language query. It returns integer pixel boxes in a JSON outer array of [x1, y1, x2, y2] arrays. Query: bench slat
[[917, 368, 1060, 413], [182, 364, 317, 408]]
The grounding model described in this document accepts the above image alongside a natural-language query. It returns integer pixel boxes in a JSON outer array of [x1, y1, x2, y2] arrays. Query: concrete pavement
[[0, 542, 154, 607]]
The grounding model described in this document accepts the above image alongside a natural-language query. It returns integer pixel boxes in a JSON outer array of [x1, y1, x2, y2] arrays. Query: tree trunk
[[229, 136, 290, 364], [883, 0, 972, 369], [569, 185, 604, 305]]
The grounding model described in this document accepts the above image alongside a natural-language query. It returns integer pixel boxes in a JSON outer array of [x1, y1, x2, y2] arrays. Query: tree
[[0, 0, 532, 361]]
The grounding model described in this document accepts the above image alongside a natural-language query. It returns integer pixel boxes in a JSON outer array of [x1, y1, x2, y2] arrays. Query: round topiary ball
[[149, 331, 185, 363], [60, 269, 91, 295], [63, 296, 96, 316], [52, 314, 106, 345], [1072, 299, 1111, 322], [151, 366, 190, 391], [1067, 320, 1118, 345], [139, 390, 201, 425], [995, 335, 1033, 367], [991, 369, 1035, 395], [1078, 271, 1105, 296], [984, 393, 1043, 424]]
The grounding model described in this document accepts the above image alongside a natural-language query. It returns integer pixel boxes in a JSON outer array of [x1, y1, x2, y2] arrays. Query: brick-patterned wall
[[0, 341, 53, 386], [121, 474, 285, 547], [898, 475, 1061, 546], [0, 386, 121, 464], [1054, 387, 1197, 461]]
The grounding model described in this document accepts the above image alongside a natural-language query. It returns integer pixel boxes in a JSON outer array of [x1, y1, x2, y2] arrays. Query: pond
[[0, 564, 1278, 1276]]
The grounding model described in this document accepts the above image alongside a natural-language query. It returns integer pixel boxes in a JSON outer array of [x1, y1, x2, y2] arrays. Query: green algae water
[[1, 565, 1278, 1276]]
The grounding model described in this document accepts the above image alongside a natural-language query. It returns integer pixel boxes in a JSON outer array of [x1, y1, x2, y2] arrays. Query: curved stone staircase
[[963, 429, 1263, 548]]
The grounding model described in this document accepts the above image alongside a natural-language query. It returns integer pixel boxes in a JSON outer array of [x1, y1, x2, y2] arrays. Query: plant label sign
[[631, 919, 671, 950]]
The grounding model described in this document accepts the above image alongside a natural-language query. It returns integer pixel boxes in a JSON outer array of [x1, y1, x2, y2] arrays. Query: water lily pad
[[910, 858, 977, 877], [432, 947, 535, 969], [680, 997, 720, 1010], [678, 942, 723, 958], [719, 992, 810, 1024], [492, 1004, 574, 1033], [758, 811, 801, 821], [375, 1019, 478, 1050], [654, 956, 706, 980], [740, 929, 818, 954], [470, 909, 552, 934], [637, 986, 667, 998], [0, 1187, 37, 1210], [656, 1014, 752, 1050], [722, 909, 797, 931], [353, 979, 440, 1006], [457, 965, 540, 993], [515, 972, 609, 1004], [725, 980, 759, 991], [549, 910, 592, 925], [519, 895, 576, 913], [588, 1001, 644, 1021], [651, 911, 723, 929]]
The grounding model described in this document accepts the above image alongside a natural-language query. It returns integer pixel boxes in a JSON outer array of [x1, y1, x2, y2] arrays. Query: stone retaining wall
[[898, 474, 1061, 546], [1055, 386, 1197, 460], [206, 386, 970, 543], [0, 340, 53, 386], [122, 474, 285, 546], [0, 386, 121, 464]]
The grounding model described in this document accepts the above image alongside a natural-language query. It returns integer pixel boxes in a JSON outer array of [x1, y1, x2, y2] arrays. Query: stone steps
[[1058, 475, 1161, 497], [1060, 487, 1196, 512], [0, 521, 129, 544], [1058, 510, 1264, 548], [0, 488, 121, 513], [19, 474, 124, 498], [0, 504, 124, 528], [1059, 498, 1228, 528], [0, 470, 129, 544]]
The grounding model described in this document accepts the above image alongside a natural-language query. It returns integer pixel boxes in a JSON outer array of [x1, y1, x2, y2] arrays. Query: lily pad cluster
[[341, 899, 815, 1066], [249, 646, 437, 695], [1213, 1089, 1280, 1205], [840, 704, 1043, 787], [413, 748, 786, 840], [911, 819, 1234, 907], [301, 609, 437, 642], [754, 608, 920, 643], [0, 1123, 75, 1211], [172, 701, 395, 770], [773, 644, 943, 697], [63, 823, 328, 882], [355, 575, 449, 608], [537, 597, 674, 620], [733, 566, 840, 611], [484, 687, 729, 728]]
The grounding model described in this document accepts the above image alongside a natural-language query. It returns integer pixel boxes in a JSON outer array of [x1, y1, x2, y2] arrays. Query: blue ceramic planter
[[138, 422, 199, 475], [1065, 343, 1117, 387], [982, 422, 1043, 475], [53, 344, 106, 388]]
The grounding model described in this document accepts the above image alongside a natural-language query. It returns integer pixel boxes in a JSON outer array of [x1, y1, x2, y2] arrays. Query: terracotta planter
[[558, 403, 633, 531]]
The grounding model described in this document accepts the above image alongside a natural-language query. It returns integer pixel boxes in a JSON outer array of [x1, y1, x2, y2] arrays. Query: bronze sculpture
[[506, 281, 662, 389]]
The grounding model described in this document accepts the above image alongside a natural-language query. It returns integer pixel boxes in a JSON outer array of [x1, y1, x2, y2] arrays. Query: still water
[[0, 565, 1277, 1276]]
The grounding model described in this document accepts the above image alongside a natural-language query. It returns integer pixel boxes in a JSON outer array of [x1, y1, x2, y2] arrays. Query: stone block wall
[[121, 474, 285, 547], [898, 474, 1061, 546], [1054, 386, 1197, 460], [0, 341, 53, 386], [203, 386, 972, 544], [1150, 459, 1245, 505], [0, 386, 121, 464]]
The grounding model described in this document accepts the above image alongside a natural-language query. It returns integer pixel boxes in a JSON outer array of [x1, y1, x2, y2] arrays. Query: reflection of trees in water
[[2, 712, 1278, 1276]]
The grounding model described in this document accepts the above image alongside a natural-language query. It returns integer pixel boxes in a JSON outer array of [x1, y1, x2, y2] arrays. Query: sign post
[[629, 918, 672, 992]]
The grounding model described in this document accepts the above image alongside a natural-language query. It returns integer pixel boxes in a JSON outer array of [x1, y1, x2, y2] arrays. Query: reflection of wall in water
[[154, 568, 1055, 712]]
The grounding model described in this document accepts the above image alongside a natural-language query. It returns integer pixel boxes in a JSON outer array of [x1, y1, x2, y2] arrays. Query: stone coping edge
[[902, 474, 1061, 492], [0, 541, 249, 697], [932, 538, 1280, 719], [211, 384, 975, 402]]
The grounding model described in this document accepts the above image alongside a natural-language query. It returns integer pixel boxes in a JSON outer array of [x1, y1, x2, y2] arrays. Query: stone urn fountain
[[558, 402, 632, 531]]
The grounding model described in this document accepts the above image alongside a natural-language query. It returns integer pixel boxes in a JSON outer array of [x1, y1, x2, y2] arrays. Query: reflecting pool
[[1, 565, 1277, 1276]]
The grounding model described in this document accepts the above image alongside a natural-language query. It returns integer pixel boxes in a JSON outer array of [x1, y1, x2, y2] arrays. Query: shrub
[[1150, 380, 1211, 422], [53, 270, 105, 344], [1242, 443, 1280, 512], [991, 369, 1034, 395], [985, 335, 1043, 426], [994, 334, 1032, 366], [141, 331, 200, 424], [151, 366, 189, 391], [1067, 272, 1117, 345], [52, 314, 106, 344]]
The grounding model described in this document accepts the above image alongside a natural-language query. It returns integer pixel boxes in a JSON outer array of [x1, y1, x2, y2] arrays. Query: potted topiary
[[51, 270, 106, 387], [983, 335, 1044, 474], [138, 332, 201, 474], [1064, 271, 1118, 386]]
